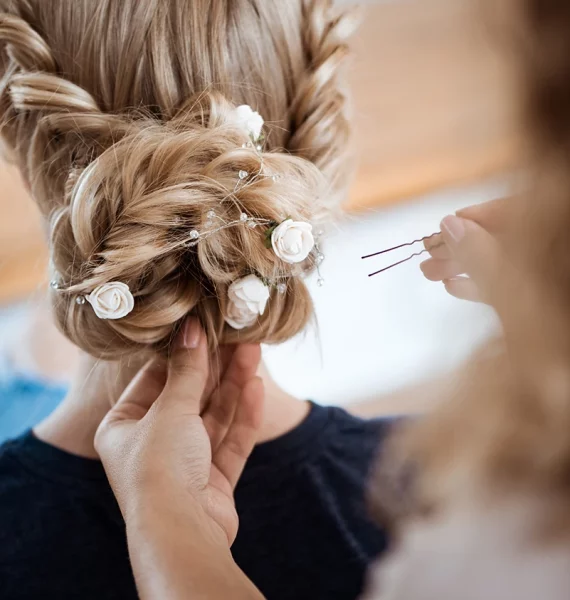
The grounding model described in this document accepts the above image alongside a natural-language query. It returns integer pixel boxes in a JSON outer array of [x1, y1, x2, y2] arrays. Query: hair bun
[[49, 92, 328, 358], [1, 2, 355, 360]]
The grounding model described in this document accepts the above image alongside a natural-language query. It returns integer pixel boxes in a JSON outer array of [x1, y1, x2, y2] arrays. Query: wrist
[[120, 471, 195, 523], [125, 487, 228, 552], [123, 491, 253, 599]]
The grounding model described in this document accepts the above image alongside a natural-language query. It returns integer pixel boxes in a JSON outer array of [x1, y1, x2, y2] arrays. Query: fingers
[[426, 243, 451, 260], [213, 376, 264, 490], [420, 258, 465, 281], [101, 358, 167, 426], [162, 317, 209, 414], [440, 215, 503, 297], [425, 197, 511, 260], [443, 276, 482, 302], [456, 197, 512, 234], [422, 214, 506, 306], [203, 344, 262, 452], [424, 233, 451, 259]]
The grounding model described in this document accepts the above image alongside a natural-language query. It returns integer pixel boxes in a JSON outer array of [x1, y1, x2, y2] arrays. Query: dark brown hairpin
[[362, 232, 442, 277]]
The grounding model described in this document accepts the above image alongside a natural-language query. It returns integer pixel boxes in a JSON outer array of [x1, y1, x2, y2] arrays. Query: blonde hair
[[0, 0, 356, 358]]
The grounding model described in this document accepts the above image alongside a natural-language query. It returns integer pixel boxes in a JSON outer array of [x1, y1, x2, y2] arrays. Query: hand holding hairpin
[[362, 232, 444, 277]]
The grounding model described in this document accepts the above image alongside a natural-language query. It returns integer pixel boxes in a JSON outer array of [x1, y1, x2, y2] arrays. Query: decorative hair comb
[[362, 232, 442, 277]]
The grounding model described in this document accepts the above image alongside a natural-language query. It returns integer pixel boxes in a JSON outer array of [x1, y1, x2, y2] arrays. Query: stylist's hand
[[420, 197, 511, 303], [94, 317, 264, 547]]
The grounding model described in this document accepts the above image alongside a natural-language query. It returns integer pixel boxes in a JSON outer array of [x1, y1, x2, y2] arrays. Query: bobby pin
[[362, 232, 442, 277]]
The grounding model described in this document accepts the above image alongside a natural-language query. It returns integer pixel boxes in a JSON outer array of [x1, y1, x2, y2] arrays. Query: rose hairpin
[[270, 219, 326, 285], [223, 271, 298, 330], [224, 274, 271, 330], [232, 104, 265, 152], [85, 282, 135, 319], [50, 279, 135, 320], [267, 219, 315, 264]]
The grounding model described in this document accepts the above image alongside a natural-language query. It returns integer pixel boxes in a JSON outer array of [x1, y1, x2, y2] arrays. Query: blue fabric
[[0, 370, 66, 444]]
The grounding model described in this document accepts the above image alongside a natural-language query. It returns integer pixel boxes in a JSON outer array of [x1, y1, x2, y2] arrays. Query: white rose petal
[[271, 219, 315, 264], [225, 274, 270, 330], [234, 104, 264, 141], [86, 282, 135, 320]]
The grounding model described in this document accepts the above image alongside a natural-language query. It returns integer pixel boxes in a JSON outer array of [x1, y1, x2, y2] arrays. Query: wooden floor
[[0, 0, 515, 303]]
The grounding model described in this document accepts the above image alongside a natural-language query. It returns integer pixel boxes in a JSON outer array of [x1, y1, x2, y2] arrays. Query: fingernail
[[180, 317, 201, 349], [441, 215, 465, 244]]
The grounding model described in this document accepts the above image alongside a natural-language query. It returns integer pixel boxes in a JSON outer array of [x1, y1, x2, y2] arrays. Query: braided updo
[[0, 0, 356, 358]]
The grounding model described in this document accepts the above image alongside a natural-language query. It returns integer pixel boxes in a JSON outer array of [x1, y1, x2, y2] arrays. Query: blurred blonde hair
[[0, 0, 357, 358], [373, 0, 570, 534]]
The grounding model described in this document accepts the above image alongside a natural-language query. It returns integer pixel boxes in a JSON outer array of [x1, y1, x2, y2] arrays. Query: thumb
[[94, 357, 165, 463], [113, 358, 167, 415], [95, 358, 167, 445], [440, 215, 504, 302], [161, 317, 209, 414]]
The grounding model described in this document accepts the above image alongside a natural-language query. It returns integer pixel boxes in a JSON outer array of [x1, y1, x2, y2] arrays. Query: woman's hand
[[94, 317, 264, 547], [420, 197, 511, 304], [95, 318, 265, 599]]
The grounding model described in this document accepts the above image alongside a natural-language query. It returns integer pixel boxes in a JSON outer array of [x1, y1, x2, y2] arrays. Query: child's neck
[[34, 353, 309, 460]]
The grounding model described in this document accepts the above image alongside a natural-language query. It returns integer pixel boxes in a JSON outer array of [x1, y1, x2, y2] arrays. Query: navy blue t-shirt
[[0, 402, 392, 599]]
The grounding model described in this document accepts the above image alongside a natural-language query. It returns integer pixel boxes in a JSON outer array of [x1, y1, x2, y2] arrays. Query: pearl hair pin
[[183, 210, 273, 248]]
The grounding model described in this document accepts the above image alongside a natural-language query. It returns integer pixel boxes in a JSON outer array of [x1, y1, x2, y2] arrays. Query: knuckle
[[169, 353, 208, 387], [224, 437, 250, 461], [93, 422, 114, 459], [171, 352, 203, 374], [93, 429, 105, 455]]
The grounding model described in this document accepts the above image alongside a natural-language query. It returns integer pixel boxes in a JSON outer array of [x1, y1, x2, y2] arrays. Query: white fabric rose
[[234, 105, 264, 141], [271, 219, 315, 264], [225, 274, 270, 330], [86, 282, 135, 320]]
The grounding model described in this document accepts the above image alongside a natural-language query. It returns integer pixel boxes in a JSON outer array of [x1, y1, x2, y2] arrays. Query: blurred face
[[364, 494, 570, 600]]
